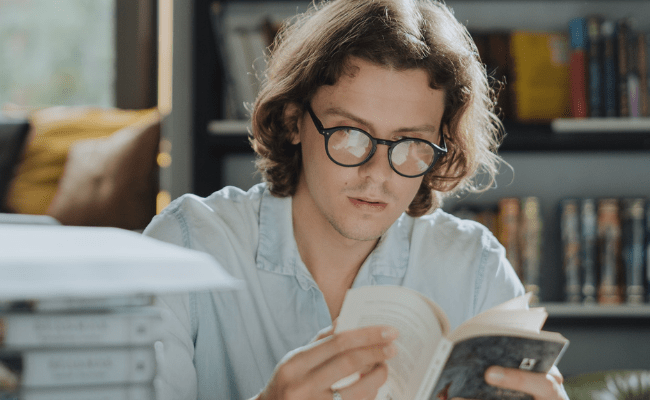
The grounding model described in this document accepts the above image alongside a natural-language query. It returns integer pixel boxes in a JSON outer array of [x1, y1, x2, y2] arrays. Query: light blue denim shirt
[[143, 183, 524, 400]]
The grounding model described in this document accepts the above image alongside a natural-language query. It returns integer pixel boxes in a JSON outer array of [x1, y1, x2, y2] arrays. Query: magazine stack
[[0, 224, 242, 400]]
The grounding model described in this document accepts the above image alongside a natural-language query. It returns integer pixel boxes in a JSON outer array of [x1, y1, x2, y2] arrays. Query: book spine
[[597, 199, 623, 304], [621, 199, 646, 304], [638, 32, 649, 117], [487, 32, 513, 120], [498, 198, 522, 280], [0, 347, 156, 389], [6, 384, 155, 400], [561, 199, 581, 303], [569, 18, 589, 118], [0, 295, 154, 313], [587, 16, 603, 117], [627, 31, 642, 118], [581, 198, 598, 304], [601, 20, 618, 117], [647, 201, 650, 303], [617, 19, 630, 117], [0, 310, 161, 348], [521, 197, 542, 303]]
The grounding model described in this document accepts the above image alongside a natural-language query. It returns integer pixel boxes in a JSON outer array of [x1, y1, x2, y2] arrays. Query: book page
[[335, 286, 449, 400], [451, 293, 548, 342], [0, 225, 243, 301]]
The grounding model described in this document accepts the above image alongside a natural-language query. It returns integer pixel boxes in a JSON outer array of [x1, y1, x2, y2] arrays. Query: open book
[[334, 286, 568, 400]]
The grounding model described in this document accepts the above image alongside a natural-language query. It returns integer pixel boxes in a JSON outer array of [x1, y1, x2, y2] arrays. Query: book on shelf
[[568, 18, 589, 118], [520, 197, 542, 304], [637, 32, 649, 117], [560, 199, 582, 303], [586, 15, 603, 118], [617, 19, 631, 118], [646, 201, 650, 303], [0, 308, 161, 349], [509, 31, 571, 121], [601, 20, 617, 118], [597, 199, 623, 304], [0, 384, 155, 400], [621, 198, 646, 304], [580, 198, 598, 304], [0, 347, 155, 390], [334, 287, 568, 400]]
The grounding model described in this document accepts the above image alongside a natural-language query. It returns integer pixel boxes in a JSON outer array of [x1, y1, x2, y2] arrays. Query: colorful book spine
[[587, 16, 603, 117], [0, 347, 156, 390], [601, 20, 618, 117], [581, 199, 598, 304], [561, 199, 581, 303], [616, 19, 630, 117], [621, 199, 645, 304], [597, 199, 622, 304], [0, 309, 161, 349], [521, 197, 542, 303], [498, 198, 522, 280], [569, 18, 589, 118]]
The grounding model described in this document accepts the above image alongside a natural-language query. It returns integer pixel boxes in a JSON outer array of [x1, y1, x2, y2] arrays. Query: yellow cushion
[[6, 107, 155, 215]]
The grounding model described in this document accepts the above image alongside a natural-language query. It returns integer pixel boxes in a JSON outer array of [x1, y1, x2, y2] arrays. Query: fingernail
[[383, 343, 397, 357], [382, 327, 399, 340], [486, 367, 505, 383]]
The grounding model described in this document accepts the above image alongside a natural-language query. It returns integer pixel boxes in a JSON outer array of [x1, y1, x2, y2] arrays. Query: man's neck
[[291, 190, 379, 319]]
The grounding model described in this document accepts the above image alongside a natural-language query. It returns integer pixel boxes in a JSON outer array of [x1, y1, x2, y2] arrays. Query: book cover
[[0, 308, 161, 349], [568, 18, 589, 118], [597, 199, 622, 304], [0, 384, 155, 400], [334, 287, 568, 400], [509, 31, 571, 121], [520, 197, 542, 304], [601, 20, 618, 118], [587, 16, 603, 117], [580, 199, 598, 304], [0, 347, 155, 389], [498, 198, 522, 280], [561, 199, 581, 303], [621, 199, 645, 304]]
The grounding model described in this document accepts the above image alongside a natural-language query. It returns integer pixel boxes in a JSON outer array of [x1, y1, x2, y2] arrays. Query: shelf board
[[207, 119, 650, 152], [541, 303, 650, 318], [551, 118, 650, 133]]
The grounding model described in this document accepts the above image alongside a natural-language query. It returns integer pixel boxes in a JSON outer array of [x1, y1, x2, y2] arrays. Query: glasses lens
[[390, 140, 435, 176], [327, 129, 373, 165]]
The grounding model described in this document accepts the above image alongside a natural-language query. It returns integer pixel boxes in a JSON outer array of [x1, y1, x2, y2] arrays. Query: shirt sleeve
[[472, 228, 526, 316], [143, 209, 199, 400]]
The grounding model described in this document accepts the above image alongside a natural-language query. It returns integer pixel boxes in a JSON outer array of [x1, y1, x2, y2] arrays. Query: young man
[[144, 1, 568, 399]]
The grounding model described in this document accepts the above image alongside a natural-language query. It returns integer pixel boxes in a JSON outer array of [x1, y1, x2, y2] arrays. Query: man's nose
[[358, 144, 393, 182]]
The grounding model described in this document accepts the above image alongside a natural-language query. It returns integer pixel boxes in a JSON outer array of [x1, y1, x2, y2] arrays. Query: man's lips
[[349, 197, 388, 210]]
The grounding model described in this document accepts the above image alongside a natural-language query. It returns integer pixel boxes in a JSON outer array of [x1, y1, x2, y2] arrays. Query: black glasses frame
[[305, 104, 447, 178]]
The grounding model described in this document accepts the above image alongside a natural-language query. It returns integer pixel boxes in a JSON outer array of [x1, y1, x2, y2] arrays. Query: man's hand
[[257, 325, 398, 400], [480, 365, 569, 400]]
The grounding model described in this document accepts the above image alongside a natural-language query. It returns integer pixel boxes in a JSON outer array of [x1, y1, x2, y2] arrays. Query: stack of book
[[560, 198, 649, 305], [0, 295, 160, 399], [0, 225, 242, 400]]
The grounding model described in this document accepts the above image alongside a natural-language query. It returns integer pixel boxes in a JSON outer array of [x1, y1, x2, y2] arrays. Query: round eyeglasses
[[305, 104, 447, 178]]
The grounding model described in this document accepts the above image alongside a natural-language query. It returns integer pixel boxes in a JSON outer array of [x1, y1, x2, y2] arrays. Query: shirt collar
[[255, 185, 410, 288]]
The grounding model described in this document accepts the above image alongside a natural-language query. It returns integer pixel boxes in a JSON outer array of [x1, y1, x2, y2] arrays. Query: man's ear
[[283, 103, 302, 145]]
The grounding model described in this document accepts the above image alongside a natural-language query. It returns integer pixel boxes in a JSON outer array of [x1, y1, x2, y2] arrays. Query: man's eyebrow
[[322, 106, 439, 135]]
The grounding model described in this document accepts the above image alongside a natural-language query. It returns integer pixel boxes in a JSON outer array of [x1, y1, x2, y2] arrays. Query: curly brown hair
[[250, 0, 504, 217]]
